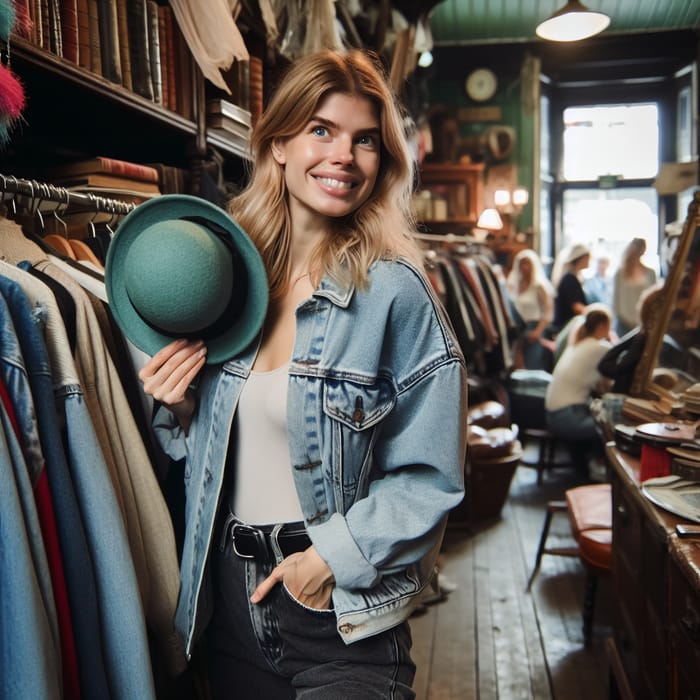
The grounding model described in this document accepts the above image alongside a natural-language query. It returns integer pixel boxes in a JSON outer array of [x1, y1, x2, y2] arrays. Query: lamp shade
[[536, 1, 610, 42], [476, 208, 504, 231], [512, 187, 529, 206]]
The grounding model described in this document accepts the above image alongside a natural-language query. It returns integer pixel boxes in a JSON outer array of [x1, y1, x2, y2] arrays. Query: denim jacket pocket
[[323, 377, 395, 430], [322, 377, 395, 501]]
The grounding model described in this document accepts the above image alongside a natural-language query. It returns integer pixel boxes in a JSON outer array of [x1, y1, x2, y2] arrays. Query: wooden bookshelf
[[4, 12, 256, 180], [12, 36, 196, 133]]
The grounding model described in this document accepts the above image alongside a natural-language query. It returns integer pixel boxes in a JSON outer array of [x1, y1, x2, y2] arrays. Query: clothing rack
[[414, 231, 479, 244], [0, 173, 137, 217]]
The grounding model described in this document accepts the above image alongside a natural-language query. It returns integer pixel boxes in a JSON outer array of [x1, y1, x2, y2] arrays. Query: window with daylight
[[559, 103, 660, 273], [563, 103, 659, 181]]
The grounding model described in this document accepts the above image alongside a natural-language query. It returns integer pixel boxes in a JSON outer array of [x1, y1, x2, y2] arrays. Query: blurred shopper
[[552, 243, 590, 333], [613, 237, 656, 336], [506, 249, 554, 370]]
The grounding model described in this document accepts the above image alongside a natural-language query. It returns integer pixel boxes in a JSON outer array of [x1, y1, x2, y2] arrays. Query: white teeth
[[316, 177, 354, 190]]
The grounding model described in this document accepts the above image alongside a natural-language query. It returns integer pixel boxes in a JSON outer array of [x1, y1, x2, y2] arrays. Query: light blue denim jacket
[[155, 259, 468, 657]]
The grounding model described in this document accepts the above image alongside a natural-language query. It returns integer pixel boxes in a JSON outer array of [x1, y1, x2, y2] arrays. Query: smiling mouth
[[314, 176, 356, 190]]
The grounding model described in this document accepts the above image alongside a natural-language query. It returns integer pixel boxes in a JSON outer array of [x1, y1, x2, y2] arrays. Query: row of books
[[206, 98, 252, 154], [41, 155, 190, 204], [14, 0, 193, 119]]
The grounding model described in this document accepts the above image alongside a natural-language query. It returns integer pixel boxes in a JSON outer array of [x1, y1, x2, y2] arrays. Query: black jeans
[[206, 535, 416, 699]]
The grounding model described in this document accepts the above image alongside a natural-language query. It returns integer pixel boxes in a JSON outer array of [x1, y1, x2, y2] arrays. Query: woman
[[139, 50, 467, 698], [613, 237, 657, 336], [506, 248, 554, 370], [545, 307, 612, 468], [552, 242, 591, 333]]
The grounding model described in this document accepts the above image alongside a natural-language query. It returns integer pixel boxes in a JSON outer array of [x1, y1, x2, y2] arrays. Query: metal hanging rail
[[0, 173, 138, 217]]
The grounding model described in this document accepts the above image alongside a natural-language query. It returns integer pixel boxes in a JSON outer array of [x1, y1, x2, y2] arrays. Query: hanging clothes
[[0, 182, 186, 698], [422, 240, 515, 378], [0, 268, 111, 698]]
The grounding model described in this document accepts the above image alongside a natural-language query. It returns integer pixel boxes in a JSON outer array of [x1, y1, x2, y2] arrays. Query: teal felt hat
[[105, 194, 268, 364]]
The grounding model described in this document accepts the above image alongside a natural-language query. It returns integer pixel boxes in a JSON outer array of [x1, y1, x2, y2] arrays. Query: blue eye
[[312, 125, 328, 137], [357, 134, 379, 148]]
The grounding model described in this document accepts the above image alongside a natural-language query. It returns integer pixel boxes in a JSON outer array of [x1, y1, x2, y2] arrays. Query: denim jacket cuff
[[309, 512, 379, 589], [152, 404, 187, 462]]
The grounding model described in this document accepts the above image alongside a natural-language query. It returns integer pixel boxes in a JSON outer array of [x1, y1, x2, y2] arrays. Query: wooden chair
[[520, 427, 560, 485], [526, 483, 612, 647]]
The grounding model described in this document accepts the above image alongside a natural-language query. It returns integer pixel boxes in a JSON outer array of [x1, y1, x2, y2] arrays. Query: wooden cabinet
[[415, 162, 484, 234], [607, 445, 700, 698], [669, 538, 700, 699]]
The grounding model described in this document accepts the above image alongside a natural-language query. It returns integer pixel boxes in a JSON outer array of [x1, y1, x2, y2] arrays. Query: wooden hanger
[[68, 238, 104, 270], [43, 233, 78, 260]]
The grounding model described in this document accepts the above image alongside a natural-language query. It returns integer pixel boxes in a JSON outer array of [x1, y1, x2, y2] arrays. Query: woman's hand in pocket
[[251, 546, 335, 609]]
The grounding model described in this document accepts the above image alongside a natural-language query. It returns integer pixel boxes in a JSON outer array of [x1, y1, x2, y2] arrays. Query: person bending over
[[545, 307, 613, 474]]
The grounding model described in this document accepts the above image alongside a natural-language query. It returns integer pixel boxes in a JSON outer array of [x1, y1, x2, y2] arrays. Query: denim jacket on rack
[[154, 258, 468, 658]]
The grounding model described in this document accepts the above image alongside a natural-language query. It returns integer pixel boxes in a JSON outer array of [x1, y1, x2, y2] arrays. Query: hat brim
[[565, 246, 590, 265], [105, 194, 268, 364]]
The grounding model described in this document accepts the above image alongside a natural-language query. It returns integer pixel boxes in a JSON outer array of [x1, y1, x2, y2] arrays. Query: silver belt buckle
[[231, 522, 256, 559]]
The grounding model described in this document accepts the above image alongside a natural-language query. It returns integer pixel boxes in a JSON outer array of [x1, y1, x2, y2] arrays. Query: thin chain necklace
[[292, 272, 310, 286]]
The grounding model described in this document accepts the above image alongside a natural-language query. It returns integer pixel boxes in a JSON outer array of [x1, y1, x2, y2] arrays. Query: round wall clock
[[465, 68, 498, 102]]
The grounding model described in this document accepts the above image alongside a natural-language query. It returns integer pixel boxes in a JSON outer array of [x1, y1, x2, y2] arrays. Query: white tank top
[[232, 363, 304, 525], [514, 284, 543, 323]]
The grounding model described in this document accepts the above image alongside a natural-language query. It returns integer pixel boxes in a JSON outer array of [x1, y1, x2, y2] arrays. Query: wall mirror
[[631, 189, 700, 400]]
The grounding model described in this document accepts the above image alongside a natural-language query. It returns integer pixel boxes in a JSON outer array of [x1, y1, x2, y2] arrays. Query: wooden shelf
[[417, 161, 485, 226], [12, 37, 197, 135]]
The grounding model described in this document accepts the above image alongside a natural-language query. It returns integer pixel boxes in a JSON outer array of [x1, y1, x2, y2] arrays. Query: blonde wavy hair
[[620, 237, 646, 278], [227, 49, 423, 303]]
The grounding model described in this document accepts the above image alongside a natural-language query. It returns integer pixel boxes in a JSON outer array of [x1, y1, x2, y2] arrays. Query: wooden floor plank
[[474, 526, 499, 700], [410, 603, 434, 698], [487, 516, 534, 699], [500, 499, 551, 699], [427, 536, 479, 700]]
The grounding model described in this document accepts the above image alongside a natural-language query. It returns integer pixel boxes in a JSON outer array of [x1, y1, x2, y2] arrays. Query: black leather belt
[[219, 512, 311, 564]]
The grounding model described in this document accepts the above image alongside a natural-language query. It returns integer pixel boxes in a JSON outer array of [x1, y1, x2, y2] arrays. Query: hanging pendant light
[[536, 0, 610, 42]]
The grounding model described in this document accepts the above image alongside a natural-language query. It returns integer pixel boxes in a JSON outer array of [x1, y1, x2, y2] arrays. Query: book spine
[[163, 6, 177, 112], [39, 0, 49, 49], [96, 0, 121, 83], [87, 0, 101, 74], [249, 55, 263, 127], [49, 0, 63, 56], [126, 0, 153, 100], [146, 0, 162, 105], [115, 0, 132, 91], [30, 0, 41, 46], [98, 157, 159, 182], [75, 0, 89, 69], [59, 0, 78, 63], [157, 5, 169, 111], [12, 0, 33, 40]]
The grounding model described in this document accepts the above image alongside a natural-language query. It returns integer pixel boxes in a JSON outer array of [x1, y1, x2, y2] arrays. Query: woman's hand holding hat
[[139, 338, 207, 432]]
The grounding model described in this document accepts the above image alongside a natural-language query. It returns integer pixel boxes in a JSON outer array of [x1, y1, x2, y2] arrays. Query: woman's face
[[576, 253, 591, 270], [271, 92, 381, 226], [518, 257, 533, 281]]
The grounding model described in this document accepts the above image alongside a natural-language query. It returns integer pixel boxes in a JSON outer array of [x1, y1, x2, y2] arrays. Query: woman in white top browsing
[[506, 248, 554, 370]]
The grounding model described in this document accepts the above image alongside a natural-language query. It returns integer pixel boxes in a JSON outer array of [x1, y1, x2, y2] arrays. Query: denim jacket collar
[[312, 273, 355, 308]]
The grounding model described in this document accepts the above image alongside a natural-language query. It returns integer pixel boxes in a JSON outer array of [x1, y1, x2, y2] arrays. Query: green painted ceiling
[[429, 0, 700, 45]]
